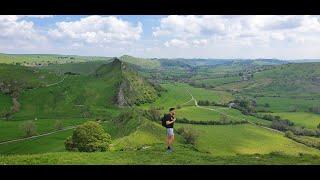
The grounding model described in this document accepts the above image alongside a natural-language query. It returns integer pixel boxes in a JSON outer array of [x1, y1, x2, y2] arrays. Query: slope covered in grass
[[119, 55, 160, 69], [0, 118, 88, 142], [42, 61, 112, 75], [177, 106, 271, 126], [176, 124, 320, 156], [1, 143, 320, 165]]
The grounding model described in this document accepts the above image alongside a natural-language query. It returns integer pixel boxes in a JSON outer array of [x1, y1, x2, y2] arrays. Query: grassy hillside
[[119, 55, 160, 69], [176, 124, 320, 156], [1, 58, 160, 120], [95, 58, 161, 106], [42, 61, 112, 75], [142, 83, 234, 111], [1, 143, 319, 165]]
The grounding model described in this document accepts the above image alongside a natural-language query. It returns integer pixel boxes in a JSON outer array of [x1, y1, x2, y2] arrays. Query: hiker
[[162, 107, 176, 152]]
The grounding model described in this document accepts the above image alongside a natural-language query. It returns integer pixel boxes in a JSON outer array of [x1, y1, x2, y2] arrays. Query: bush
[[54, 120, 64, 130], [20, 120, 37, 137], [317, 123, 320, 129], [144, 107, 161, 121], [271, 119, 294, 131], [177, 127, 199, 145], [64, 136, 77, 151], [285, 130, 294, 138], [65, 121, 112, 152]]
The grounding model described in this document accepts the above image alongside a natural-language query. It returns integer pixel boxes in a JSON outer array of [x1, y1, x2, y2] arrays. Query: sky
[[1, 15, 320, 60]]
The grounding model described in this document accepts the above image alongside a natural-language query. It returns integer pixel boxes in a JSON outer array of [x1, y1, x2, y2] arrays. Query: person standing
[[164, 107, 176, 152]]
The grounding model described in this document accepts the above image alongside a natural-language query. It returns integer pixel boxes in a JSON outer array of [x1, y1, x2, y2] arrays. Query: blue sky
[[1, 15, 320, 59]]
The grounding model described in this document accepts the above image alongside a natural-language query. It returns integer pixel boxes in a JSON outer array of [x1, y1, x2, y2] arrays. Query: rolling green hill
[[0, 58, 161, 120], [1, 54, 320, 165]]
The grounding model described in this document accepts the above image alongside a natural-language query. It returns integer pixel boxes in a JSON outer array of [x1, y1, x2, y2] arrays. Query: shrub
[[144, 107, 161, 121], [271, 119, 294, 131], [20, 120, 37, 137], [177, 127, 199, 145], [64, 136, 76, 151], [285, 130, 294, 138], [317, 123, 320, 129], [54, 120, 64, 130], [288, 105, 298, 112], [65, 121, 112, 152]]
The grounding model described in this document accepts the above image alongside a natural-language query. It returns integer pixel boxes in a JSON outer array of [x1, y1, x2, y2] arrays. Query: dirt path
[[46, 76, 66, 87], [0, 126, 76, 145], [184, 88, 284, 134]]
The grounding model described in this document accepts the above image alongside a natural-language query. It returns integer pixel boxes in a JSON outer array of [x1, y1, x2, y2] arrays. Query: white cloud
[[49, 16, 143, 45], [0, 15, 47, 43], [164, 39, 189, 48], [153, 15, 320, 50], [18, 15, 54, 19]]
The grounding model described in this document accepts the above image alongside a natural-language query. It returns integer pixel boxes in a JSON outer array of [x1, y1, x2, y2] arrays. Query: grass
[[175, 124, 320, 156], [256, 96, 320, 112], [0, 118, 89, 142], [0, 93, 12, 116], [176, 106, 272, 126], [0, 53, 111, 65], [119, 55, 160, 69], [266, 112, 320, 129], [1, 143, 320, 165], [142, 83, 234, 111], [0, 129, 73, 155]]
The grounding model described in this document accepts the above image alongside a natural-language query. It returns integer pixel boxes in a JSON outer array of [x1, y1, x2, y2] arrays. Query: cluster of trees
[[189, 82, 215, 89], [64, 72, 80, 75], [197, 100, 227, 107], [176, 116, 248, 126], [229, 98, 256, 115], [176, 127, 199, 146], [254, 114, 281, 121], [270, 118, 320, 137], [65, 121, 111, 152], [254, 113, 320, 137], [271, 119, 294, 131]]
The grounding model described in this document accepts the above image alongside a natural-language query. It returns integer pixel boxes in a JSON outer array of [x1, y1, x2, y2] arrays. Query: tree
[[264, 103, 270, 108], [20, 120, 37, 137], [317, 123, 320, 129], [65, 121, 111, 152], [54, 120, 64, 130]]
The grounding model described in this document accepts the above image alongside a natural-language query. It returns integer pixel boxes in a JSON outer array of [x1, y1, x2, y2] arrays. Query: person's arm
[[166, 116, 176, 125]]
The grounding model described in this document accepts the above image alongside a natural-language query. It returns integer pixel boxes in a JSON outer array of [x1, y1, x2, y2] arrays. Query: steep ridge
[[94, 58, 161, 107]]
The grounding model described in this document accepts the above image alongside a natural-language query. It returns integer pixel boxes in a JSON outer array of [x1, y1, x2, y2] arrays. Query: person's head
[[169, 107, 176, 115]]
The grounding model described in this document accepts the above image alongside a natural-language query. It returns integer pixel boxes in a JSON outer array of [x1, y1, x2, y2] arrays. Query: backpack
[[161, 114, 167, 127]]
